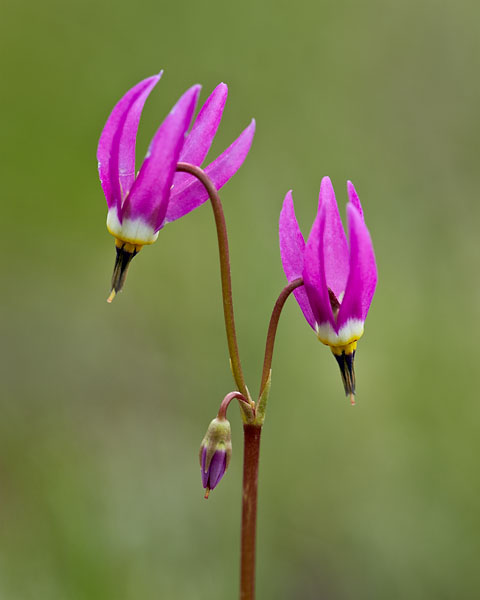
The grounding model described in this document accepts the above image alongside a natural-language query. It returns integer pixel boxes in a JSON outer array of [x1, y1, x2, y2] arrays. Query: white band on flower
[[107, 208, 159, 246]]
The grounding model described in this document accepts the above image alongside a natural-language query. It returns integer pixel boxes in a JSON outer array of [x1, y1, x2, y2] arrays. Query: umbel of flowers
[[97, 73, 377, 600]]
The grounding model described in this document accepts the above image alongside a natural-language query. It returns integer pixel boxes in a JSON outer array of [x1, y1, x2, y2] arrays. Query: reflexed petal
[[347, 180, 364, 220], [97, 73, 162, 210], [279, 191, 316, 329], [304, 206, 336, 329], [318, 177, 349, 298], [163, 119, 256, 225], [122, 85, 201, 230], [173, 83, 228, 193], [337, 203, 377, 328]]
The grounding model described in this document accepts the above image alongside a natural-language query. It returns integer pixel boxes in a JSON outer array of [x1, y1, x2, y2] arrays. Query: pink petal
[[303, 205, 336, 330], [163, 119, 255, 225], [279, 191, 316, 329], [318, 176, 349, 299], [172, 83, 228, 194], [347, 180, 364, 220], [97, 73, 162, 210], [337, 203, 377, 328], [122, 85, 201, 231]]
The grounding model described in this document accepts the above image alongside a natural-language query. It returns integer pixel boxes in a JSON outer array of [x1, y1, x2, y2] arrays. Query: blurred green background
[[1, 0, 480, 598]]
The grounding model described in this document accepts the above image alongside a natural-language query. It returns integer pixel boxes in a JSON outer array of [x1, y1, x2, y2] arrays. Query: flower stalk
[[259, 277, 304, 399], [218, 391, 251, 420], [175, 162, 251, 410]]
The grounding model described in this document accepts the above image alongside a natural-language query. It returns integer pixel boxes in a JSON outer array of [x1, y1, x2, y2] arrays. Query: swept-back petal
[[347, 180, 364, 220], [163, 119, 255, 225], [337, 203, 377, 328], [97, 73, 162, 210], [173, 83, 228, 193], [122, 85, 201, 231], [304, 205, 336, 330], [318, 176, 349, 299], [279, 191, 316, 329]]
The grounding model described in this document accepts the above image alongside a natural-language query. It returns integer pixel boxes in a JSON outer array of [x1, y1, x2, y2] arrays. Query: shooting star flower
[[97, 73, 255, 301], [279, 177, 377, 403]]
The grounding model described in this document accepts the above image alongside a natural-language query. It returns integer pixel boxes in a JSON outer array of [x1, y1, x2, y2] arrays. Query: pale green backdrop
[[1, 0, 480, 598]]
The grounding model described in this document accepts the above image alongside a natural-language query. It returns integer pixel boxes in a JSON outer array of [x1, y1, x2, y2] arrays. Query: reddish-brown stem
[[259, 278, 304, 397], [218, 391, 250, 420], [175, 163, 249, 402], [240, 424, 262, 600]]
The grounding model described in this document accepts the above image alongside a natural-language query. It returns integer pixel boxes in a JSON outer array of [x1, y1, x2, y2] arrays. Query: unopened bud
[[199, 417, 232, 498]]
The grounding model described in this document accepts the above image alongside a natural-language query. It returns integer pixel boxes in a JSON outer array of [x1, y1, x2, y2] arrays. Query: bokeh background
[[2, 0, 480, 598]]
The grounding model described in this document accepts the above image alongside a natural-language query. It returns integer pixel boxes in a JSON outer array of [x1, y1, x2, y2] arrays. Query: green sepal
[[239, 386, 256, 424], [255, 370, 271, 426]]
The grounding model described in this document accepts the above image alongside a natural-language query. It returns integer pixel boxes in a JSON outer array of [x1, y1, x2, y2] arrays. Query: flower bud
[[199, 417, 232, 498]]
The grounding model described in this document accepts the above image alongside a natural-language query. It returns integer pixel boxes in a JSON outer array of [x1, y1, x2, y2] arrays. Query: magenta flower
[[97, 72, 255, 300], [279, 177, 377, 402]]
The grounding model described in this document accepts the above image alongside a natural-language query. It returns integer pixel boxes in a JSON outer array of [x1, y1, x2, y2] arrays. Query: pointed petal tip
[[346, 181, 364, 219], [215, 81, 228, 94], [238, 118, 256, 139], [187, 84, 202, 107], [280, 190, 296, 228], [139, 72, 162, 90], [241, 118, 256, 140], [174, 84, 202, 112], [318, 176, 336, 209], [149, 71, 162, 84], [346, 180, 357, 198], [210, 82, 228, 104], [282, 189, 294, 207]]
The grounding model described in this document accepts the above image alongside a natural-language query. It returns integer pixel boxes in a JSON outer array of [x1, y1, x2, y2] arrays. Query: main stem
[[175, 163, 249, 401], [240, 424, 262, 600], [239, 278, 304, 600]]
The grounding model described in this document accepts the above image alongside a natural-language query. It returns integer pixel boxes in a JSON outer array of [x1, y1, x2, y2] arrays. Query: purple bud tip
[[201, 447, 227, 495]]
